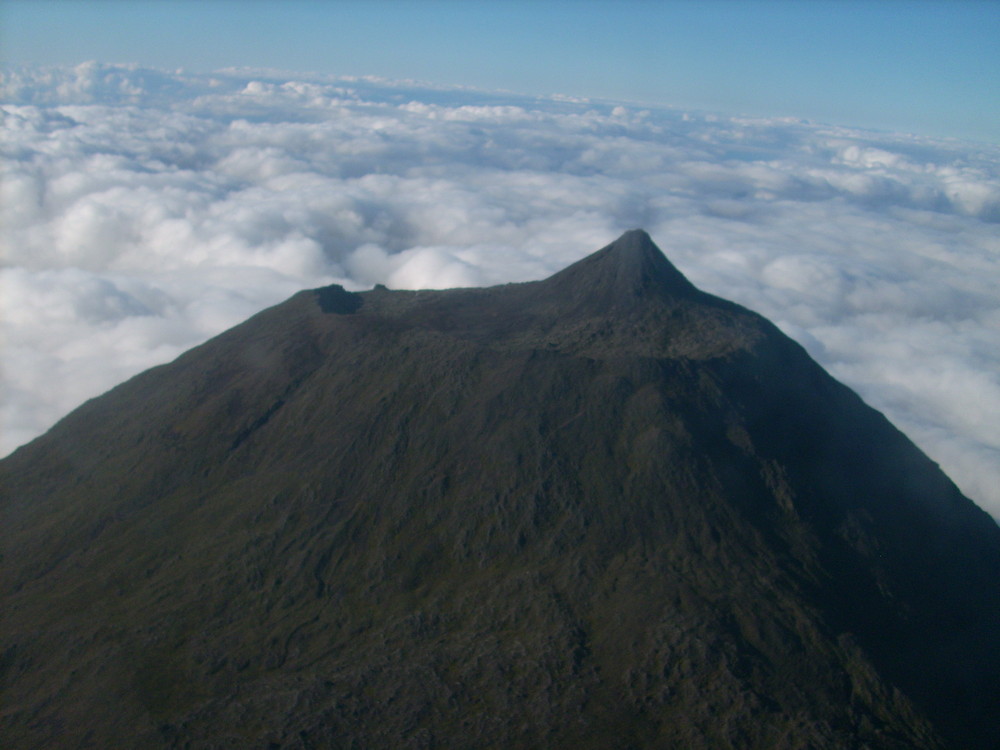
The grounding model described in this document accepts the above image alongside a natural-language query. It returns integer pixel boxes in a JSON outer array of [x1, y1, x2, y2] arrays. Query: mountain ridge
[[2, 231, 998, 749]]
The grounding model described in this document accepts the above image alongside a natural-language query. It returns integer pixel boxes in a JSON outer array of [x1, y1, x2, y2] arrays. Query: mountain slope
[[2, 230, 998, 749]]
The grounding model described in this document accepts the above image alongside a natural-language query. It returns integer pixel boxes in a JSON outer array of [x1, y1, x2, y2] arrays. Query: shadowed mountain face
[[2, 230, 998, 749]]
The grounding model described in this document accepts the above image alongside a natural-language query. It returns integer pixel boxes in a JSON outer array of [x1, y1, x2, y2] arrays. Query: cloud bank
[[3, 62, 999, 517]]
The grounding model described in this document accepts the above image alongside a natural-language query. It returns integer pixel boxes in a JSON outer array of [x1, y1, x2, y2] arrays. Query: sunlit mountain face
[[2, 63, 999, 518]]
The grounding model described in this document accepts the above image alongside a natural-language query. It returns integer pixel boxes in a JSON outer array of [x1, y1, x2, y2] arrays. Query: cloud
[[2, 63, 999, 518]]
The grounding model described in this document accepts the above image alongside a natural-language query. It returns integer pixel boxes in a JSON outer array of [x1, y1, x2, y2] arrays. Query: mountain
[[2, 230, 998, 749]]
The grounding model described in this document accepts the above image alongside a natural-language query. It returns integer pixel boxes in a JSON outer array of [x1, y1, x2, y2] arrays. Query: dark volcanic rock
[[2, 230, 998, 749]]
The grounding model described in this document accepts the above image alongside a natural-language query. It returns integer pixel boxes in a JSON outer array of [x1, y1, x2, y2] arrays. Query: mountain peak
[[3, 231, 999, 750], [606, 227, 659, 257], [542, 229, 697, 306]]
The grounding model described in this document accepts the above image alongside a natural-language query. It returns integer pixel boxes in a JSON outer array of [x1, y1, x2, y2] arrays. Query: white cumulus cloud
[[2, 63, 999, 518]]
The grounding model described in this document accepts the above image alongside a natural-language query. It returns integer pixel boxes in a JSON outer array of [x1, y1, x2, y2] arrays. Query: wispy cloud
[[3, 62, 999, 517]]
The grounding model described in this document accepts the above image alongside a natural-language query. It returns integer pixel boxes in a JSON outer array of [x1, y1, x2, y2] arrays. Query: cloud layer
[[3, 62, 1000, 517]]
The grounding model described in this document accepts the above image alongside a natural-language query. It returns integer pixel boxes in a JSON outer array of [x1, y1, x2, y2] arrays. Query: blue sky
[[2, 0, 998, 142]]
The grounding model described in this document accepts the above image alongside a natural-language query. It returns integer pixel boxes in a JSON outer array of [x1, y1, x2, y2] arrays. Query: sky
[[2, 0, 999, 143], [1, 3, 999, 520]]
